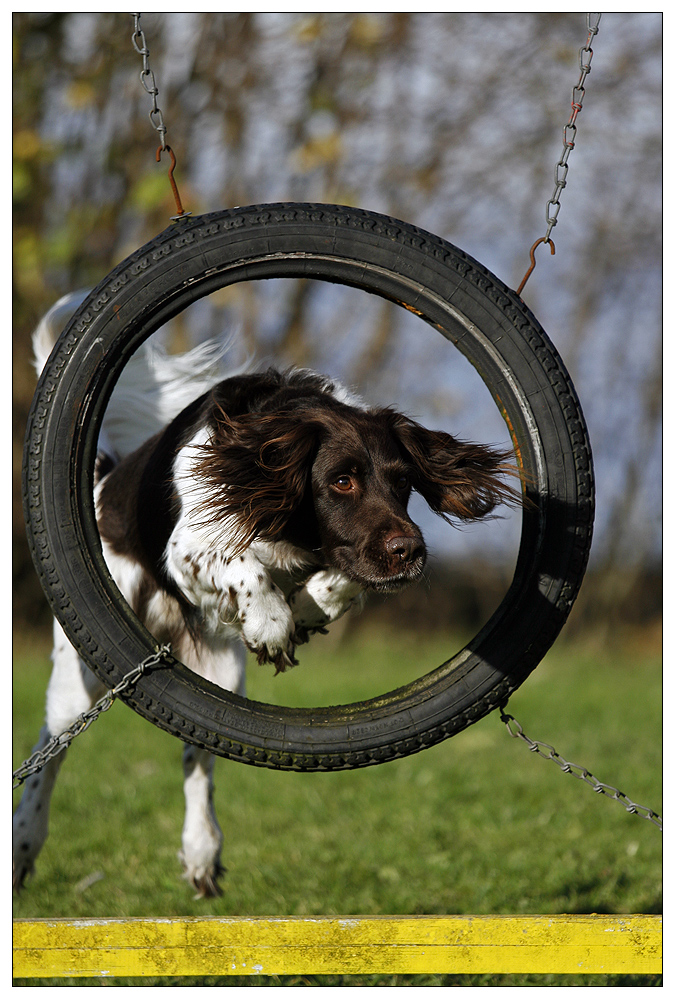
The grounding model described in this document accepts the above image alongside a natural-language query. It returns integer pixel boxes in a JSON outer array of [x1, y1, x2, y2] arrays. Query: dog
[[14, 292, 518, 897]]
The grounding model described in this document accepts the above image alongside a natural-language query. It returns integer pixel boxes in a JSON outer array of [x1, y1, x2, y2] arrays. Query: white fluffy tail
[[102, 338, 240, 459], [32, 290, 244, 461], [32, 290, 90, 376]]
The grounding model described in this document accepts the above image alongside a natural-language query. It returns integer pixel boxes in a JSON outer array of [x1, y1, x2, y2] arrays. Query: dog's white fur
[[14, 293, 364, 897], [16, 293, 515, 898]]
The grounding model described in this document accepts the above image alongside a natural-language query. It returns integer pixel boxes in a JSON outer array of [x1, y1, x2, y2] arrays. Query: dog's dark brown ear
[[195, 411, 320, 547], [390, 413, 521, 521]]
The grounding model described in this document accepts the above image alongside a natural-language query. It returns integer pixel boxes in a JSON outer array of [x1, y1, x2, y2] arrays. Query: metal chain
[[517, 13, 602, 295], [543, 12, 602, 242], [12, 645, 172, 790], [500, 708, 662, 832], [131, 12, 167, 149], [130, 13, 189, 218]]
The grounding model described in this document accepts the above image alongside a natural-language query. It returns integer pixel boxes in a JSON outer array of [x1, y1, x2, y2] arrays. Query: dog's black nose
[[384, 534, 425, 564]]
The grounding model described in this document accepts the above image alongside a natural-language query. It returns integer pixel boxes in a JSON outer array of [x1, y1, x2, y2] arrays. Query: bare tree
[[12, 12, 661, 624]]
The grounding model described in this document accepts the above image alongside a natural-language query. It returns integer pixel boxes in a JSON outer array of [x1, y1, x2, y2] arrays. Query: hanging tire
[[22, 203, 594, 771]]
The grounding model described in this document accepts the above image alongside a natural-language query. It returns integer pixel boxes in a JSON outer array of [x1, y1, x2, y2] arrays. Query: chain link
[[130, 13, 190, 219], [516, 13, 602, 295], [12, 645, 172, 790], [131, 12, 167, 149], [543, 13, 602, 243], [500, 708, 662, 831]]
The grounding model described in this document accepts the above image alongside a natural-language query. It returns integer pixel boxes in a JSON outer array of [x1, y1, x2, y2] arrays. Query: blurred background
[[12, 11, 662, 643], [11, 17, 663, 963]]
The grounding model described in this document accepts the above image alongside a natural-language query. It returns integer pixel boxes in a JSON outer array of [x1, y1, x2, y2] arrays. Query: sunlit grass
[[13, 625, 662, 985]]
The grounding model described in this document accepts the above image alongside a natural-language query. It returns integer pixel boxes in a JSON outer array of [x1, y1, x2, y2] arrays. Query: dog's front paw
[[250, 639, 299, 674], [289, 569, 363, 636], [292, 623, 329, 646], [239, 583, 298, 673]]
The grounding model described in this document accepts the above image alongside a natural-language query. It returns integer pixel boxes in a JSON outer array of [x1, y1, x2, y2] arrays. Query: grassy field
[[13, 624, 662, 986]]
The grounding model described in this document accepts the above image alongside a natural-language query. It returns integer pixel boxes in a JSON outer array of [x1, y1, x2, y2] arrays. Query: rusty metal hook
[[156, 144, 190, 220], [516, 237, 555, 296]]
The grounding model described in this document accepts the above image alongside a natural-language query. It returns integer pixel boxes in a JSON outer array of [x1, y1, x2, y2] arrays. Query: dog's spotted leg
[[13, 727, 67, 891], [167, 538, 299, 669], [13, 621, 107, 891], [179, 745, 224, 898]]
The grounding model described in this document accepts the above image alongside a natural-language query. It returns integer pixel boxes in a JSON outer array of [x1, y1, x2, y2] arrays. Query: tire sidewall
[[23, 204, 594, 770]]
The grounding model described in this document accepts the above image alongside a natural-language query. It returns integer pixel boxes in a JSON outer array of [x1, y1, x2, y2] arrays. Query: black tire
[[23, 203, 594, 771]]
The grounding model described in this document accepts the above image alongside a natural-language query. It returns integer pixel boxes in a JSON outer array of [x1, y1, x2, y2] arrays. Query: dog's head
[[198, 383, 519, 592]]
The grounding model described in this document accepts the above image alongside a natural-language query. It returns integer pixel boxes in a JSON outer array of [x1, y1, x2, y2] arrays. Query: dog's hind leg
[[179, 744, 224, 898], [177, 635, 246, 898], [13, 621, 107, 891], [13, 725, 66, 891]]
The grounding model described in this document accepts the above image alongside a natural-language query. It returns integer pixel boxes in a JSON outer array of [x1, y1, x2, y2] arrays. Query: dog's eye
[[395, 475, 410, 492], [334, 475, 354, 491]]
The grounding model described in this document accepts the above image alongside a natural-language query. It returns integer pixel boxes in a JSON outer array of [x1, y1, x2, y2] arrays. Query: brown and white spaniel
[[14, 292, 516, 897]]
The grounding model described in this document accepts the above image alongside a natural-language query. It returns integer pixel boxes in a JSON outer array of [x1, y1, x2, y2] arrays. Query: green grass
[[13, 625, 662, 986]]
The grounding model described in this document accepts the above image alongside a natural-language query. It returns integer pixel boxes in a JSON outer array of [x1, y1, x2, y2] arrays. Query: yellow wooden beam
[[13, 914, 661, 979]]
